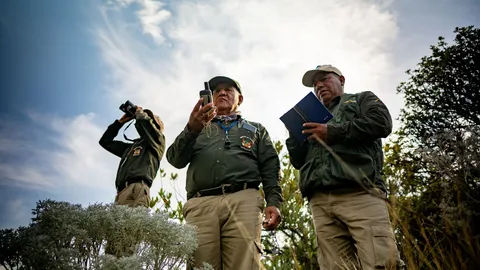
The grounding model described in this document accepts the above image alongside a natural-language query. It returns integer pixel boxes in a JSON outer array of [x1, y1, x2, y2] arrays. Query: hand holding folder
[[280, 92, 333, 141]]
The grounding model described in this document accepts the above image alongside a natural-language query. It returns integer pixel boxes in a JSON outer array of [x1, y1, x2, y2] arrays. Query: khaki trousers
[[114, 182, 150, 208], [309, 189, 399, 270], [183, 189, 265, 270]]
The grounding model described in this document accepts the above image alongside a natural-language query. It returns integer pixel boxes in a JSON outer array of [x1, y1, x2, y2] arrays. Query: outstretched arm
[[99, 119, 130, 157]]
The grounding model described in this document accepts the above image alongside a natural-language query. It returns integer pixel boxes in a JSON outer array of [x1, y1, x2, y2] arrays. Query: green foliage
[[0, 199, 200, 270], [385, 25, 480, 270], [261, 142, 318, 270], [397, 25, 480, 145], [150, 169, 185, 222]]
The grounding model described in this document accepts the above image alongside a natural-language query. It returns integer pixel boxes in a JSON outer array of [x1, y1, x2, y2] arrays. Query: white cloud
[[0, 0, 401, 207], [1, 199, 30, 229], [97, 0, 399, 141], [0, 113, 115, 192], [89, 0, 400, 202], [136, 0, 171, 44], [0, 116, 56, 190], [0, 111, 185, 205]]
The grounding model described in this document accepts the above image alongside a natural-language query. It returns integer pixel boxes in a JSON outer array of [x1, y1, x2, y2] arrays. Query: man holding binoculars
[[99, 101, 165, 207]]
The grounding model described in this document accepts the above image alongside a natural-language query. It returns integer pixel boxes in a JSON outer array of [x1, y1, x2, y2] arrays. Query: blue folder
[[280, 92, 333, 141]]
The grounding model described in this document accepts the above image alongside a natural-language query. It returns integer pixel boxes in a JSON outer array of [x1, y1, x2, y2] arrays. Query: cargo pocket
[[144, 186, 151, 206], [254, 241, 264, 255], [371, 224, 398, 269], [343, 103, 360, 120], [256, 195, 265, 212], [182, 199, 191, 218], [251, 241, 264, 270]]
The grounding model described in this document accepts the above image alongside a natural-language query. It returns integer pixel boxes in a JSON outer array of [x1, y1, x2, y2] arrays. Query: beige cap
[[302, 64, 343, 87], [144, 109, 164, 132]]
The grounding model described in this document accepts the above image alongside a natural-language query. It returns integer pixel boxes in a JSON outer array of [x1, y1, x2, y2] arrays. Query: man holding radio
[[99, 103, 165, 208], [167, 76, 283, 270]]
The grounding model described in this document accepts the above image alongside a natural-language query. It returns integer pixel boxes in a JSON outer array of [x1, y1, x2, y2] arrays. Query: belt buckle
[[221, 184, 232, 195]]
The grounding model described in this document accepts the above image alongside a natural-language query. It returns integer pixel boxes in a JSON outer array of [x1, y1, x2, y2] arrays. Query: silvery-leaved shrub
[[0, 200, 212, 270]]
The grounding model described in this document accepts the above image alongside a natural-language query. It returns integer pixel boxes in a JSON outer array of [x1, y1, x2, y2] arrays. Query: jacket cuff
[[266, 193, 282, 209], [134, 109, 148, 120], [266, 200, 281, 209], [184, 124, 200, 141], [113, 119, 124, 127]]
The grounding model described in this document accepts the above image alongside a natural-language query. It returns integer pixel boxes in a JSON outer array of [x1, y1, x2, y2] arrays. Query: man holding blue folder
[[285, 65, 401, 269]]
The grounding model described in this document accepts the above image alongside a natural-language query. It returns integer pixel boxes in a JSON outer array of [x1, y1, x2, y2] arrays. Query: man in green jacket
[[99, 106, 165, 207], [286, 65, 401, 269], [167, 76, 283, 270]]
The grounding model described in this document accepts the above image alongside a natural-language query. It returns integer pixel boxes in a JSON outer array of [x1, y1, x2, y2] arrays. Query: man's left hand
[[263, 206, 281, 230], [302, 122, 328, 141]]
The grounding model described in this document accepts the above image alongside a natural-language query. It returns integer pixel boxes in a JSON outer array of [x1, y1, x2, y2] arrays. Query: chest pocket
[[235, 122, 258, 158], [331, 95, 360, 124], [191, 126, 220, 155], [342, 102, 360, 121]]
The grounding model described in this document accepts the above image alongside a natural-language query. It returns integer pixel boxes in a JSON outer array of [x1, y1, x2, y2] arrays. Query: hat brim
[[208, 76, 241, 93], [302, 70, 326, 87], [144, 109, 163, 131]]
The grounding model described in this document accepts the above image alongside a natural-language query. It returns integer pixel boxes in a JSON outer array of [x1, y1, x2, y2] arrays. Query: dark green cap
[[208, 76, 242, 94]]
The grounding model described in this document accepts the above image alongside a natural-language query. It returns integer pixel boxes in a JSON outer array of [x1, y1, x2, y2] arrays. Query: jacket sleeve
[[257, 124, 283, 209], [134, 110, 166, 158], [166, 125, 199, 169], [285, 131, 309, 169], [99, 120, 130, 158], [327, 91, 393, 145]]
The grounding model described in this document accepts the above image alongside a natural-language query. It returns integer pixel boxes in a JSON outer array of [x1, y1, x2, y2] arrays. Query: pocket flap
[[372, 224, 395, 238], [254, 241, 264, 254]]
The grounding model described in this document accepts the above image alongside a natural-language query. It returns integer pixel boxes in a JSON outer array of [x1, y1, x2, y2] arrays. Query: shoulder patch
[[132, 146, 142, 156], [241, 122, 257, 134]]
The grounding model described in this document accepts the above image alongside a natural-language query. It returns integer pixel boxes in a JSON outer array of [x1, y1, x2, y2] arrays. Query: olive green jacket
[[166, 117, 283, 208], [286, 91, 392, 199], [99, 110, 166, 191]]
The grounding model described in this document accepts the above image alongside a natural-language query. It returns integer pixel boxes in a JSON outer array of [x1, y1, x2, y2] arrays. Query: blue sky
[[0, 0, 478, 229]]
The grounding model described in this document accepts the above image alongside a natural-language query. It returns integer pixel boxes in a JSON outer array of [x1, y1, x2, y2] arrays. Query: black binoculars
[[119, 100, 137, 117]]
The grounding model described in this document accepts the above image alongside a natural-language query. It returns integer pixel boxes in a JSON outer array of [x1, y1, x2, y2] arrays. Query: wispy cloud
[[136, 0, 171, 44], [84, 0, 400, 202], [97, 0, 399, 142], [0, 112, 117, 192], [0, 0, 401, 214], [0, 115, 58, 190], [1, 198, 30, 229]]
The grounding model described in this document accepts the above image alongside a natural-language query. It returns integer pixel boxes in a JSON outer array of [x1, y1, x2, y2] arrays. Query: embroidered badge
[[132, 146, 142, 156], [240, 136, 253, 149], [344, 99, 357, 104]]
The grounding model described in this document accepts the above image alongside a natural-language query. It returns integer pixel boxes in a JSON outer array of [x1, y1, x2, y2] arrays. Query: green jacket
[[166, 117, 283, 208], [99, 110, 166, 191], [286, 91, 392, 199]]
